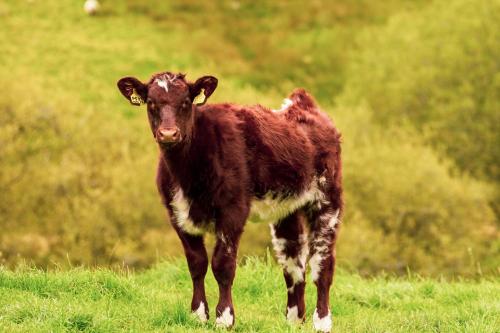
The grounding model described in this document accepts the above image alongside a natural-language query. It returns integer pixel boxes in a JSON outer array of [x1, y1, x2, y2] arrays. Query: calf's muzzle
[[157, 127, 180, 144]]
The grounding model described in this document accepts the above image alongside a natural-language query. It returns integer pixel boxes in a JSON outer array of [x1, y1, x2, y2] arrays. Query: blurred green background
[[0, 0, 498, 276]]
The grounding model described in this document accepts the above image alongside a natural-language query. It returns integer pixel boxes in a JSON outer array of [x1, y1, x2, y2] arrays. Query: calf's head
[[117, 72, 217, 147]]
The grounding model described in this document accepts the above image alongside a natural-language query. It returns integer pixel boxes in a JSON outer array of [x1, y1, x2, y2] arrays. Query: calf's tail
[[288, 88, 318, 112]]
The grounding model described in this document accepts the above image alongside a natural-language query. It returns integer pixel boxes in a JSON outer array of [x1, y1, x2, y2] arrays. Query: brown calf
[[117, 72, 342, 332]]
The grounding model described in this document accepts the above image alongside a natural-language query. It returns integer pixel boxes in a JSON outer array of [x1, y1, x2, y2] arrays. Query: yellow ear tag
[[193, 88, 206, 105], [130, 89, 144, 105]]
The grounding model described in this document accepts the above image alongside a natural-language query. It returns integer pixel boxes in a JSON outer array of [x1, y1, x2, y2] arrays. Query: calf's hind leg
[[270, 211, 308, 324], [307, 206, 340, 333]]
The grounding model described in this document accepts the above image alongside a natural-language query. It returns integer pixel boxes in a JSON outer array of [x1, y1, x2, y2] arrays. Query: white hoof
[[215, 307, 233, 328], [313, 308, 332, 332], [286, 305, 302, 324], [192, 301, 207, 323]]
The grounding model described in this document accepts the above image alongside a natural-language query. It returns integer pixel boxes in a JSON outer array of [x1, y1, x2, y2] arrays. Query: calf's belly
[[171, 177, 326, 235], [249, 178, 326, 223]]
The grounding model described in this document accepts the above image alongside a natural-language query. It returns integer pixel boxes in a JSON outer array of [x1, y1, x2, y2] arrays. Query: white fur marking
[[215, 307, 233, 328], [218, 232, 227, 245], [193, 302, 207, 323], [286, 305, 301, 324], [270, 226, 309, 286], [170, 189, 204, 235], [273, 98, 293, 112], [313, 308, 332, 332], [250, 177, 327, 223], [155, 78, 169, 92], [298, 233, 309, 268], [309, 209, 339, 282], [284, 257, 304, 284], [327, 209, 340, 229], [219, 232, 233, 254], [309, 251, 324, 282], [270, 224, 288, 267]]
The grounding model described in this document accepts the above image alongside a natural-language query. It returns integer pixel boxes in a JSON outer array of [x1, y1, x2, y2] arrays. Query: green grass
[[1, 258, 498, 332]]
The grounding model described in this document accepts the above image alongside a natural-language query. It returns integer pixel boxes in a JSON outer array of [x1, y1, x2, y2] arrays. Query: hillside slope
[[0, 0, 497, 275]]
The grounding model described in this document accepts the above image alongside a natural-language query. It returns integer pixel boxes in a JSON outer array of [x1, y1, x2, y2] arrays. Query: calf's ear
[[117, 77, 148, 106], [189, 76, 218, 105]]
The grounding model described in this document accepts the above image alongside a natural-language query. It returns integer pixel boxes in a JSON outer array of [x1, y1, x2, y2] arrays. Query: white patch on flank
[[286, 305, 301, 324], [273, 98, 293, 113], [313, 308, 332, 332], [215, 307, 233, 328], [170, 188, 204, 235], [250, 177, 327, 223], [193, 302, 207, 323], [263, 179, 326, 286]]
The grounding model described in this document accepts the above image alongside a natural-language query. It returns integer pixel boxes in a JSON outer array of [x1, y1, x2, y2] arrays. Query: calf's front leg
[[212, 208, 245, 328], [174, 228, 209, 323]]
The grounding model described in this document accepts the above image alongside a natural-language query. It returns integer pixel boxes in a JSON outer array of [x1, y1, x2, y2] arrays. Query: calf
[[117, 72, 342, 332]]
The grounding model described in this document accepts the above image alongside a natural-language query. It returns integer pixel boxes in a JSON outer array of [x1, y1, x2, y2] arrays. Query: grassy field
[[1, 258, 498, 333]]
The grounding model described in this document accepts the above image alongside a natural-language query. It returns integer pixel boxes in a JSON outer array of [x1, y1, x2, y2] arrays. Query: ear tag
[[130, 89, 144, 106], [193, 88, 206, 105]]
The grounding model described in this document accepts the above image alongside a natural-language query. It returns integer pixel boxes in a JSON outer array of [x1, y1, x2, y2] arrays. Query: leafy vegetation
[[0, 0, 498, 276], [1, 259, 499, 332]]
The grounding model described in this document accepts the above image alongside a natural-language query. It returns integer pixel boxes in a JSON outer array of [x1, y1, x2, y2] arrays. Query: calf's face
[[117, 72, 217, 147]]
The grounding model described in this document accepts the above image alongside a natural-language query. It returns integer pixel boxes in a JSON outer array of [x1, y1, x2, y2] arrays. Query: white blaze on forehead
[[313, 308, 332, 332], [286, 306, 301, 324], [155, 78, 169, 92], [193, 302, 207, 323], [215, 307, 233, 328], [154, 73, 177, 93]]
